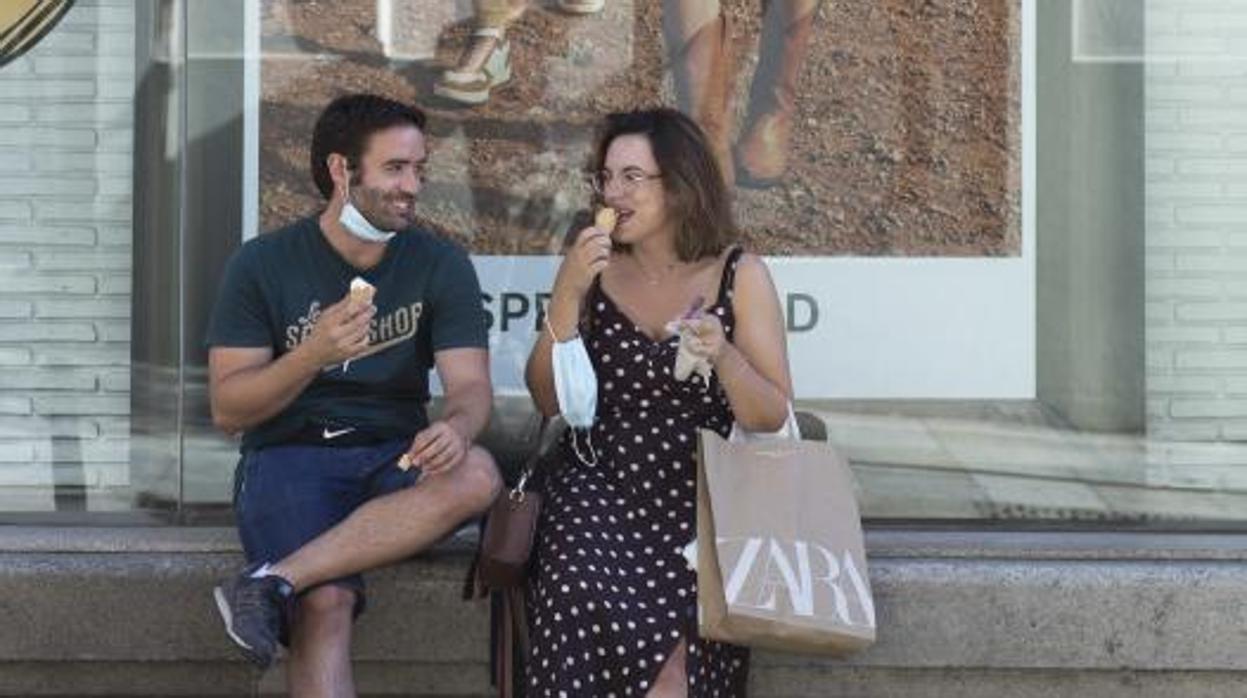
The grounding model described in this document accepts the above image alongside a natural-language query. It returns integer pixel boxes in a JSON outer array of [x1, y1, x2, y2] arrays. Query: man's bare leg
[[271, 446, 501, 591], [287, 585, 357, 698]]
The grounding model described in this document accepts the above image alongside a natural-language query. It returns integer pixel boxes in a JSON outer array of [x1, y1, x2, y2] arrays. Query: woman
[[524, 108, 793, 697]]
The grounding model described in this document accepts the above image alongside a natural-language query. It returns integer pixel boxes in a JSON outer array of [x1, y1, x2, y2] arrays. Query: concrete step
[[5, 527, 1247, 696]]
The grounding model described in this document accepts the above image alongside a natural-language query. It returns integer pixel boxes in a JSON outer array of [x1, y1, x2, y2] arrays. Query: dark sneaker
[[213, 564, 295, 669]]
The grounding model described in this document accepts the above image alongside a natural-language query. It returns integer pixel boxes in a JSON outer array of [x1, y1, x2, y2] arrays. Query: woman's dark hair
[[593, 108, 737, 262], [310, 93, 427, 199]]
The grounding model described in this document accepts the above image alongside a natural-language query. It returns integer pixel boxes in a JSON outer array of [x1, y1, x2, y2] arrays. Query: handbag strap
[[511, 415, 560, 497], [501, 592, 514, 698], [494, 587, 529, 698]]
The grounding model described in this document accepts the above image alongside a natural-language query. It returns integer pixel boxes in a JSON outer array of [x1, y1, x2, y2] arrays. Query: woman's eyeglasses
[[588, 169, 662, 195]]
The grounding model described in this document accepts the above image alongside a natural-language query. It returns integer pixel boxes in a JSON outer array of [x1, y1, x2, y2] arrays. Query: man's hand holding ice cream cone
[[302, 292, 375, 370]]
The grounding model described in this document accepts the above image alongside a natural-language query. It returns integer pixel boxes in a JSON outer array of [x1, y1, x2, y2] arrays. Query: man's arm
[[208, 296, 375, 434], [210, 345, 316, 434], [405, 347, 492, 474], [435, 346, 493, 443]]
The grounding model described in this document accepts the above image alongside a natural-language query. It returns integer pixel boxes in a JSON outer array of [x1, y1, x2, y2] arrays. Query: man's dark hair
[[592, 108, 737, 262], [310, 93, 427, 199]]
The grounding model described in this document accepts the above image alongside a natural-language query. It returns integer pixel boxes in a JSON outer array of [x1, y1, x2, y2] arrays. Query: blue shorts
[[232, 438, 418, 615]]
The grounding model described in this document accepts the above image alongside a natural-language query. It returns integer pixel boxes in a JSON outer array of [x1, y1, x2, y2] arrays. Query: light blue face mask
[[551, 333, 598, 466], [339, 179, 397, 244]]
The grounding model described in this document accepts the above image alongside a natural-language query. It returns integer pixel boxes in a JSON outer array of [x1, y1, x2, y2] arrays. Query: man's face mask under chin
[[339, 179, 398, 244]]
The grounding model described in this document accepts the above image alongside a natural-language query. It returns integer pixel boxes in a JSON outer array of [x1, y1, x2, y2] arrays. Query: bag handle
[[728, 403, 802, 443], [510, 415, 562, 500]]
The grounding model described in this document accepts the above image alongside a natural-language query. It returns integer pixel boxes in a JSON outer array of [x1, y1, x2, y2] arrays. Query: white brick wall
[[1146, 2, 1247, 441], [0, 0, 134, 496]]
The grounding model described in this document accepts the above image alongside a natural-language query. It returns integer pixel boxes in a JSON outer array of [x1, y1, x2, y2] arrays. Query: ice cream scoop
[[343, 276, 376, 373], [349, 276, 375, 309], [594, 207, 617, 234]]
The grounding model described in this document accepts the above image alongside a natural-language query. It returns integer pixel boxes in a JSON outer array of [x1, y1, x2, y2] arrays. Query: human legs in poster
[[436, 0, 817, 187]]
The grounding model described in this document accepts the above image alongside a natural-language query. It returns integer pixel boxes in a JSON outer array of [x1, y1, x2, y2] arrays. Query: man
[[207, 93, 501, 695]]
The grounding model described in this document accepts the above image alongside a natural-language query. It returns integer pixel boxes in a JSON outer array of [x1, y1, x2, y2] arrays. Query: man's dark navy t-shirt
[[205, 217, 488, 452]]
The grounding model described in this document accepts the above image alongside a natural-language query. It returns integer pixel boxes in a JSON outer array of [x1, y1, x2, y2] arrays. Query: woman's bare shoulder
[[732, 251, 776, 292]]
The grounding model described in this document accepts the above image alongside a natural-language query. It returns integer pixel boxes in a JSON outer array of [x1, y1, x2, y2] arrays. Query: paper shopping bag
[[695, 428, 876, 655]]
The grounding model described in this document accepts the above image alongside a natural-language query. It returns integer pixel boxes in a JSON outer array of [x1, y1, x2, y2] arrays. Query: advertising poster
[[253, 0, 1031, 397]]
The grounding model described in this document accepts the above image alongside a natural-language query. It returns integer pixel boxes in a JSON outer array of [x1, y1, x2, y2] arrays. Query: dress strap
[[715, 245, 746, 307]]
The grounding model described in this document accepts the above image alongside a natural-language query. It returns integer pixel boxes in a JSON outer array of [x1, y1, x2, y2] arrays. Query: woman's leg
[[735, 0, 820, 187], [646, 639, 689, 698], [664, 0, 736, 187]]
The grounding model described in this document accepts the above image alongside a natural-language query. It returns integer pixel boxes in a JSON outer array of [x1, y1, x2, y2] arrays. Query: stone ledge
[[11, 526, 1247, 559], [3, 528, 1247, 695]]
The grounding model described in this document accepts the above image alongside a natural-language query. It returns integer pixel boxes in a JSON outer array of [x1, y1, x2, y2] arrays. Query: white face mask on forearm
[[550, 331, 599, 466], [339, 179, 397, 244]]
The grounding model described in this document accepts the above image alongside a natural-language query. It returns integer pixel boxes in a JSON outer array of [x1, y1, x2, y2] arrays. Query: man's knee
[[298, 584, 356, 621], [455, 447, 502, 514]]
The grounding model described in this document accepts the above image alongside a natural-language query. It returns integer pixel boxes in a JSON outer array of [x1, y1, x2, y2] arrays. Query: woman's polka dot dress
[[527, 247, 749, 697]]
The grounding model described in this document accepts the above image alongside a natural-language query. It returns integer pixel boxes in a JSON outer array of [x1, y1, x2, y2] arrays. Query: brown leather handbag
[[477, 455, 543, 589], [465, 418, 561, 698], [474, 416, 562, 590], [474, 474, 541, 698]]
